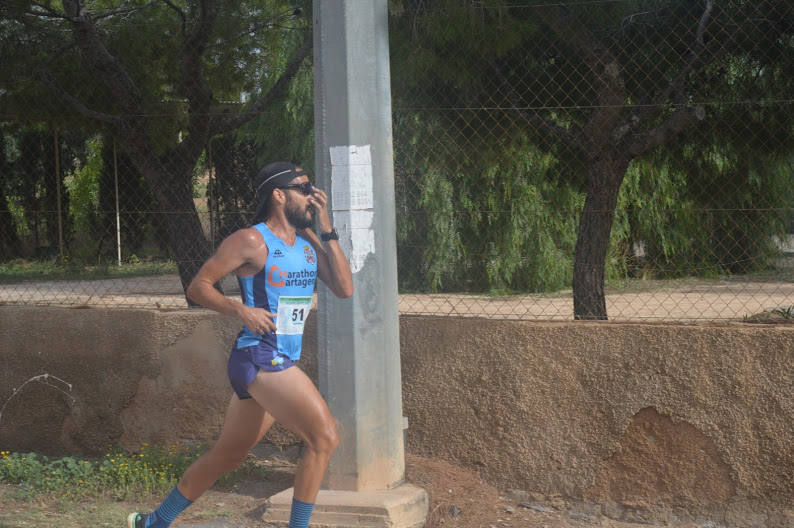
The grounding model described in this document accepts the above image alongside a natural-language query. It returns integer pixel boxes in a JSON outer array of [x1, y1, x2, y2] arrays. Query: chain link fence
[[2, 1, 793, 321]]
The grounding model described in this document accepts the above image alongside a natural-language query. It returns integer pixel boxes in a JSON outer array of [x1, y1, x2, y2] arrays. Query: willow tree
[[390, 0, 794, 319], [1, 0, 311, 301]]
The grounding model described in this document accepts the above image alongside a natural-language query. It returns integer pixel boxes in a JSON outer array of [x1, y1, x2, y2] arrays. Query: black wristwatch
[[320, 228, 339, 241]]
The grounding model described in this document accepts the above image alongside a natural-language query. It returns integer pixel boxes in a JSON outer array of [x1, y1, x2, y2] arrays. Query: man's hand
[[307, 187, 333, 234], [238, 305, 277, 335], [299, 184, 354, 299]]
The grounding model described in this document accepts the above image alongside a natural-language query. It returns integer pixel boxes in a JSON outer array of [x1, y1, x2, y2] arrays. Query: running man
[[128, 161, 353, 528]]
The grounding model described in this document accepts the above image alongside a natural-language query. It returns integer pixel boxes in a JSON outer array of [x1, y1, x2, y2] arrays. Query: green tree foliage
[[0, 129, 22, 259], [96, 137, 168, 260], [64, 135, 102, 237], [0, 0, 312, 299], [0, 125, 90, 258], [394, 123, 587, 294], [210, 56, 314, 240], [390, 0, 794, 316], [622, 43, 794, 277]]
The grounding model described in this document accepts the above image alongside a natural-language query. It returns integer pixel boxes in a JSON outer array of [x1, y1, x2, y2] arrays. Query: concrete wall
[[0, 307, 314, 453], [1, 307, 792, 524], [399, 317, 794, 525]]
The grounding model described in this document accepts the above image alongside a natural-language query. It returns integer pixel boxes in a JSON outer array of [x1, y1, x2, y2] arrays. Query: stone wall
[[1, 306, 792, 524]]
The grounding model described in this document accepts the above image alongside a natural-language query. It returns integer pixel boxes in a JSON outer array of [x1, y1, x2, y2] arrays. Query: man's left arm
[[303, 188, 354, 299]]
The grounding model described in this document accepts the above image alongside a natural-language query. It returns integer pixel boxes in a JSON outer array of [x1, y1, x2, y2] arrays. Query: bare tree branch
[[28, 2, 72, 20], [38, 69, 122, 125], [11, 13, 70, 52], [625, 104, 705, 158], [93, 1, 158, 22], [205, 9, 304, 51], [61, 0, 146, 116], [210, 32, 313, 135], [161, 0, 187, 34], [613, 0, 715, 144], [9, 31, 117, 124], [170, 0, 221, 168], [538, 4, 627, 150], [696, 0, 714, 47], [488, 58, 585, 153]]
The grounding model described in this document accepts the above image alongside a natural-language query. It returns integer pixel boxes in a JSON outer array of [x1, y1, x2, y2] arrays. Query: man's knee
[[325, 420, 340, 453], [306, 418, 339, 457]]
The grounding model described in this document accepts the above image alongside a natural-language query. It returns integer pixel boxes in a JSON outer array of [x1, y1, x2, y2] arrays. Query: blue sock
[[145, 486, 193, 528], [288, 498, 315, 528]]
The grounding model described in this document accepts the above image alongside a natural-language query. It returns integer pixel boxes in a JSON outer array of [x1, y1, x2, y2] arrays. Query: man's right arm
[[186, 229, 277, 335]]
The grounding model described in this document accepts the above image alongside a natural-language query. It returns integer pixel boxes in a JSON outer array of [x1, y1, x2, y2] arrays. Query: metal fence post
[[54, 129, 64, 259], [113, 137, 122, 266]]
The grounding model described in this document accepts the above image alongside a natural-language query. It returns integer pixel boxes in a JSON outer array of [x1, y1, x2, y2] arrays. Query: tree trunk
[[148, 166, 213, 306], [120, 125, 213, 305], [572, 154, 629, 320], [162, 183, 212, 303]]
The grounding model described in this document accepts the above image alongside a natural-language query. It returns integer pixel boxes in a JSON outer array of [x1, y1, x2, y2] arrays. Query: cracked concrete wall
[[399, 317, 794, 523], [1, 307, 792, 521]]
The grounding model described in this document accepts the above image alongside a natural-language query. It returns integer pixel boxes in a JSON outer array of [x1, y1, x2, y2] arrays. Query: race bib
[[276, 296, 312, 335]]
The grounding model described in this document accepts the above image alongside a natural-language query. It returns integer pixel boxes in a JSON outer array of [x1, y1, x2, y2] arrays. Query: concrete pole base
[[262, 483, 428, 528]]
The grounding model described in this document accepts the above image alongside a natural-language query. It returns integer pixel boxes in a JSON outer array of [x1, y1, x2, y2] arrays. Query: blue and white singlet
[[234, 222, 318, 360]]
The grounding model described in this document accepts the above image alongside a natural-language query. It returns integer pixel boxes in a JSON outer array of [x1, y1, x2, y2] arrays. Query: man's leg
[[178, 393, 275, 499], [127, 394, 274, 528], [245, 367, 339, 527]]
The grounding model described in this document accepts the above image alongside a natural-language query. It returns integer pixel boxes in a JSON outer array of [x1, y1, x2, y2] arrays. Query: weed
[[0, 443, 265, 501]]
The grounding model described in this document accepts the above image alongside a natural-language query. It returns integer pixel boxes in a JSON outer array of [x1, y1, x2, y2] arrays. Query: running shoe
[[126, 512, 148, 528]]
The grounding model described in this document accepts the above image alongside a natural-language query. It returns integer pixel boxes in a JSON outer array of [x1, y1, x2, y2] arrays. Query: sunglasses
[[278, 182, 314, 196]]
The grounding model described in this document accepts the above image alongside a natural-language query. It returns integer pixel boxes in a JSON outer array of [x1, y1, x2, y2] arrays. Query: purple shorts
[[228, 343, 295, 399]]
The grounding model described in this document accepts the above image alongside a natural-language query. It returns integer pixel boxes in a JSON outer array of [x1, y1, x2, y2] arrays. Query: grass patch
[[0, 488, 135, 527], [0, 443, 265, 502], [0, 259, 177, 284]]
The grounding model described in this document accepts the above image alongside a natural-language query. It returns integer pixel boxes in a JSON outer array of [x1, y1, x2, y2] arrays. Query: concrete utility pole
[[313, 0, 404, 493], [264, 2, 427, 526]]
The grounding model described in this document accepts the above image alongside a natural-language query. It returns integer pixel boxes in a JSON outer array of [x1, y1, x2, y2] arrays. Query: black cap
[[253, 162, 307, 222], [255, 162, 307, 198]]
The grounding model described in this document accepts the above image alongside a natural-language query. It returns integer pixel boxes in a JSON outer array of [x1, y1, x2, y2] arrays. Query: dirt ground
[[0, 451, 783, 528], [2, 270, 793, 322], [168, 453, 710, 528]]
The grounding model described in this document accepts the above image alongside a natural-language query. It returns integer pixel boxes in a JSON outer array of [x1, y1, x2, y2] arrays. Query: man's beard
[[285, 196, 314, 229]]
